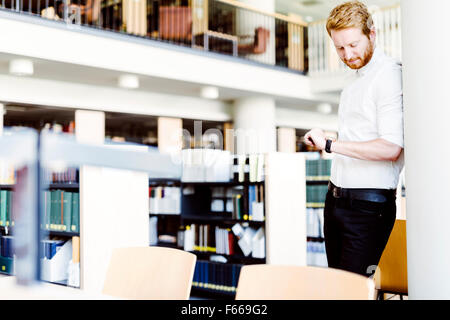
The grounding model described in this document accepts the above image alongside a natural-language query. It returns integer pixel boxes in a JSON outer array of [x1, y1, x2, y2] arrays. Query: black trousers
[[324, 189, 396, 277]]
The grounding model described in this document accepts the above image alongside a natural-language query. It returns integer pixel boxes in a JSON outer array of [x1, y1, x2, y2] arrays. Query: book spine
[[71, 193, 80, 233], [63, 192, 72, 232], [0, 191, 5, 227]]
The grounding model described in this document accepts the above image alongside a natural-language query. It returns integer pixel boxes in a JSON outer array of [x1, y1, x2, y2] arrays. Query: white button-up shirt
[[330, 47, 404, 189]]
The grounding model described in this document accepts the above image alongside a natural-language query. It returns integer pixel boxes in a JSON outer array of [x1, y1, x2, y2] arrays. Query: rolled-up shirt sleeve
[[373, 63, 404, 148]]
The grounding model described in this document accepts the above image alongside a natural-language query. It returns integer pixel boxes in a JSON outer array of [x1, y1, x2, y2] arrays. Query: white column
[[236, 0, 275, 65], [402, 0, 450, 299], [233, 97, 276, 154], [0, 103, 3, 136], [277, 127, 296, 153], [76, 110, 149, 293]]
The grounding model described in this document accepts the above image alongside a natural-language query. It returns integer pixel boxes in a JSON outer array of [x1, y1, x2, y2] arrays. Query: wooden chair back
[[102, 246, 197, 300], [374, 219, 408, 295], [235, 265, 375, 300]]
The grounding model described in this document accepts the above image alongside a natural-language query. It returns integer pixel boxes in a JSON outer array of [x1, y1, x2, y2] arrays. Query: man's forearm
[[331, 138, 402, 161]]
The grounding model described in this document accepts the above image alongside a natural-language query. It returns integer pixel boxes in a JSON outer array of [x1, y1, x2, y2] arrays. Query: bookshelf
[[305, 156, 330, 268], [1, 105, 82, 286], [41, 176, 81, 287], [0, 172, 82, 282], [149, 177, 266, 299], [0, 183, 14, 276], [150, 151, 308, 299]]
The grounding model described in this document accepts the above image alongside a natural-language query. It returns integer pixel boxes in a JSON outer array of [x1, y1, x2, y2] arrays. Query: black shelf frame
[[194, 251, 266, 265], [149, 179, 265, 187], [0, 185, 14, 190], [154, 241, 178, 249], [47, 183, 80, 190], [306, 180, 330, 185], [180, 214, 265, 226], [45, 230, 80, 238], [190, 286, 235, 300]]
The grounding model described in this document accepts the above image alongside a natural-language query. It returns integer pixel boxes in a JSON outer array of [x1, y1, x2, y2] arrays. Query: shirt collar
[[356, 47, 382, 77]]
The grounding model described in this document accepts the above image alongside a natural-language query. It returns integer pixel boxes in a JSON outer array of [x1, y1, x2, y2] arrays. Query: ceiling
[[0, 52, 338, 114], [275, 0, 400, 22]]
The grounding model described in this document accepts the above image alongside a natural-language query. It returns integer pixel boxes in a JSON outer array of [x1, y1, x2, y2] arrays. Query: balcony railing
[[0, 0, 307, 73], [307, 4, 401, 76]]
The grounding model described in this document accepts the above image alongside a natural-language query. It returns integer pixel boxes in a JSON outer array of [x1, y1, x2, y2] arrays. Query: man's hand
[[304, 128, 327, 150]]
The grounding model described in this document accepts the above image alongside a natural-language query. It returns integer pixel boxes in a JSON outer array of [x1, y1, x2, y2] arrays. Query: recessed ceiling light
[[317, 103, 332, 114], [9, 59, 34, 76], [118, 74, 139, 89], [200, 86, 219, 99], [300, 0, 322, 6]]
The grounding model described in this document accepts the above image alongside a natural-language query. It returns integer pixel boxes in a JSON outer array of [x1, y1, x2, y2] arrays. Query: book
[[249, 154, 258, 182], [1, 236, 14, 258], [6, 191, 12, 227], [71, 193, 80, 233], [248, 185, 256, 219], [231, 223, 244, 238], [228, 230, 235, 255], [72, 236, 80, 263], [251, 227, 265, 258], [238, 155, 246, 182], [257, 154, 265, 182], [237, 227, 256, 257], [44, 191, 51, 230], [149, 216, 158, 246], [62, 192, 72, 232], [0, 190, 6, 227], [50, 190, 61, 231], [42, 239, 65, 260], [184, 225, 194, 252]]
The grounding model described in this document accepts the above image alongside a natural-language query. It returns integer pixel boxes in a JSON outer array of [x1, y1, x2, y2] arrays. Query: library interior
[[0, 0, 447, 301]]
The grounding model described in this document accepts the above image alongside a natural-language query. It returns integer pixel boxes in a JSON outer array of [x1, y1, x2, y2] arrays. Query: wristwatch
[[325, 139, 333, 153]]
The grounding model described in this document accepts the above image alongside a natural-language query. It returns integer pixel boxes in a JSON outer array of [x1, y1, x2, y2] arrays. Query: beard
[[344, 41, 374, 70]]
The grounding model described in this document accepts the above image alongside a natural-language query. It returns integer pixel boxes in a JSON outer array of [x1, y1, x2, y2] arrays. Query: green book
[[0, 191, 6, 227], [50, 190, 62, 231], [71, 192, 79, 233], [57, 191, 64, 231], [6, 191, 12, 227], [62, 192, 72, 232]]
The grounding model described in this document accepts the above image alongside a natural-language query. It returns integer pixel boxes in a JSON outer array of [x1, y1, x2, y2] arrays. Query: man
[[304, 1, 404, 277]]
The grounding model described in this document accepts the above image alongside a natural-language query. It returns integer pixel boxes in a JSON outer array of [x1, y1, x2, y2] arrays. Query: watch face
[[326, 139, 332, 153]]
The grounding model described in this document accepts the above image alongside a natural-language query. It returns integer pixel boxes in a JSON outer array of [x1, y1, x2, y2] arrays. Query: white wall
[[402, 0, 450, 300], [75, 110, 149, 294], [265, 152, 306, 265]]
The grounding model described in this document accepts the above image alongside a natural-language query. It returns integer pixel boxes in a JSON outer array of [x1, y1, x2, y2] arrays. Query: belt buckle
[[332, 187, 340, 198]]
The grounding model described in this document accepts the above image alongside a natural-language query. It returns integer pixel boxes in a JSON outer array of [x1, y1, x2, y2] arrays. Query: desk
[[194, 30, 238, 57]]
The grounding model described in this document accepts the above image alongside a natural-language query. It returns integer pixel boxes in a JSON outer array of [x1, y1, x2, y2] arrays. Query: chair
[[235, 265, 375, 300], [374, 219, 408, 300], [238, 27, 270, 55], [159, 6, 192, 42], [102, 246, 197, 300]]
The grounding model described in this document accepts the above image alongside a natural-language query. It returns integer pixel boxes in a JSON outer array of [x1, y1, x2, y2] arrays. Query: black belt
[[328, 182, 396, 203]]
